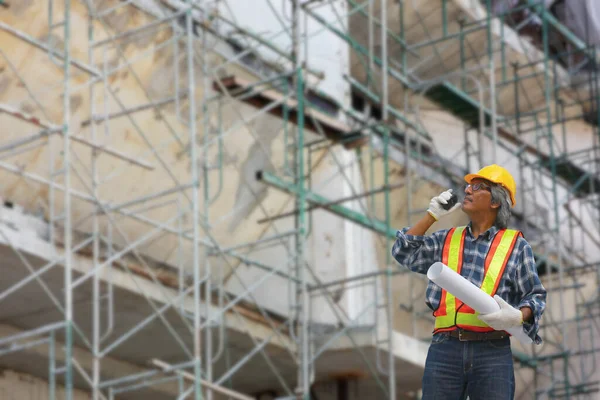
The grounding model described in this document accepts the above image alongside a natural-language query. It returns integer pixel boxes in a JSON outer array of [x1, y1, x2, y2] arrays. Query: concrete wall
[[224, 144, 383, 327], [0, 0, 373, 327], [219, 0, 350, 103]]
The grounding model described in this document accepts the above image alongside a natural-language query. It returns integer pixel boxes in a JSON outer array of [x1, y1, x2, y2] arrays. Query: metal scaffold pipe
[[380, 1, 396, 398], [184, 0, 204, 398], [292, 0, 310, 395], [60, 0, 74, 398]]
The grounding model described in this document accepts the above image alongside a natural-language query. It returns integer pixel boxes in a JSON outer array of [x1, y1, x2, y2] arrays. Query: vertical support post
[[369, 134, 376, 213], [401, 0, 414, 338], [463, 125, 471, 173], [104, 224, 114, 343], [459, 20, 466, 92], [368, 0, 376, 214], [380, 1, 395, 398], [381, 0, 390, 268], [283, 79, 290, 176], [500, 16, 506, 83], [399, 0, 406, 76], [293, 1, 309, 398], [594, 46, 600, 233], [400, 0, 412, 231], [185, 1, 203, 399], [178, 195, 185, 315], [513, 63, 520, 134], [518, 155, 527, 223], [486, 0, 497, 163], [540, 5, 569, 397], [88, 7, 101, 400], [49, 331, 56, 400], [501, 15, 506, 82], [296, 59, 309, 400], [201, 4, 213, 399], [62, 1, 74, 399]]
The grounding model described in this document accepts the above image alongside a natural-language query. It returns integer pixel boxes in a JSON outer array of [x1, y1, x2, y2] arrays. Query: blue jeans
[[422, 333, 515, 400]]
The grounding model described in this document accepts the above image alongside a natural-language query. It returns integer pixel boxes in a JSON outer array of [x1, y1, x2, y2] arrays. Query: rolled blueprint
[[427, 262, 533, 345]]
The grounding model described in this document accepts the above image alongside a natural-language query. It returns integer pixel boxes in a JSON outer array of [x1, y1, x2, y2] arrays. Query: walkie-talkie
[[441, 192, 458, 210]]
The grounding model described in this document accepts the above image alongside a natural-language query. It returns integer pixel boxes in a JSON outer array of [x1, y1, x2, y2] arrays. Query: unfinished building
[[0, 0, 599, 398]]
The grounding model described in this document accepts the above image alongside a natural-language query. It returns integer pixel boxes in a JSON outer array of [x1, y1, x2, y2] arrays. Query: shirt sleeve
[[515, 242, 547, 345], [391, 227, 448, 275]]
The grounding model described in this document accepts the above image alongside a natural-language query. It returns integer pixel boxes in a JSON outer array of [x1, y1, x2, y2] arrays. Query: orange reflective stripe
[[434, 228, 456, 318], [434, 227, 466, 330], [442, 228, 454, 267], [433, 227, 521, 334]]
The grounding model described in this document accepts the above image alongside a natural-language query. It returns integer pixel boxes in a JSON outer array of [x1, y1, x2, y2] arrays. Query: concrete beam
[[0, 222, 293, 350]]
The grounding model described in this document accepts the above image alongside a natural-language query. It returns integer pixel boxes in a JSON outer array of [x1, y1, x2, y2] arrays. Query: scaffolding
[[0, 0, 400, 399], [0, 0, 599, 399]]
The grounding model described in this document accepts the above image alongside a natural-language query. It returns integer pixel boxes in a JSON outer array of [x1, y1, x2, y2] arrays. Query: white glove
[[427, 189, 461, 221], [478, 295, 523, 331]]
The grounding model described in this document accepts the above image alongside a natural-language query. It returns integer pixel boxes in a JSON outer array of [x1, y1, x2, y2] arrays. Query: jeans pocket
[[431, 333, 450, 345]]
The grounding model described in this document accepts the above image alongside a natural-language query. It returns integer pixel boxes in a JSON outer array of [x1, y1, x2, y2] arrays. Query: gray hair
[[490, 184, 512, 229]]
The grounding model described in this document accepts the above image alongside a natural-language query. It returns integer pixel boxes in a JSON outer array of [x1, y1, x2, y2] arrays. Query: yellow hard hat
[[464, 164, 517, 207]]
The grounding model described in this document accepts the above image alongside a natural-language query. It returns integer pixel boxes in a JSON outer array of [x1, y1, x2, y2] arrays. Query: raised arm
[[391, 189, 461, 274], [406, 213, 437, 236]]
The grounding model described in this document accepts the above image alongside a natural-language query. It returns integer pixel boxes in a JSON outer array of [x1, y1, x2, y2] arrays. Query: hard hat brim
[[464, 173, 485, 184], [463, 173, 517, 207]]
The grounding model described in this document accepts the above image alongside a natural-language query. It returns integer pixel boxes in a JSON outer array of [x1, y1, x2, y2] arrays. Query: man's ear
[[490, 201, 500, 210]]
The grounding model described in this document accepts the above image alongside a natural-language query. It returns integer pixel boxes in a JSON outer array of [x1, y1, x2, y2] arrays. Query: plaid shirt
[[391, 223, 547, 344]]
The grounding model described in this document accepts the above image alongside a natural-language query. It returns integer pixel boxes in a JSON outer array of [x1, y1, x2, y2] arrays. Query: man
[[391, 164, 546, 400]]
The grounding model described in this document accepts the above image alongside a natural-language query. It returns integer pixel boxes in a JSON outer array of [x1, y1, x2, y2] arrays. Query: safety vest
[[433, 226, 522, 333]]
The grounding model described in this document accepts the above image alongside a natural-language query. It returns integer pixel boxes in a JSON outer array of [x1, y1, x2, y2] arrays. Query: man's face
[[462, 178, 497, 214]]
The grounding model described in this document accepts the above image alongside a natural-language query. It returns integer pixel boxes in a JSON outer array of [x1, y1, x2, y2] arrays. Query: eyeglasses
[[465, 183, 491, 193]]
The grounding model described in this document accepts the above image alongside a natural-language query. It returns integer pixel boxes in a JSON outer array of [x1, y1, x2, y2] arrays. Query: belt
[[441, 329, 509, 342]]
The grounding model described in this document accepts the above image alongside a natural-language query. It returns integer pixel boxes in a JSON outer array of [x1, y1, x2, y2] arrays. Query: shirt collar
[[466, 222, 498, 240]]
